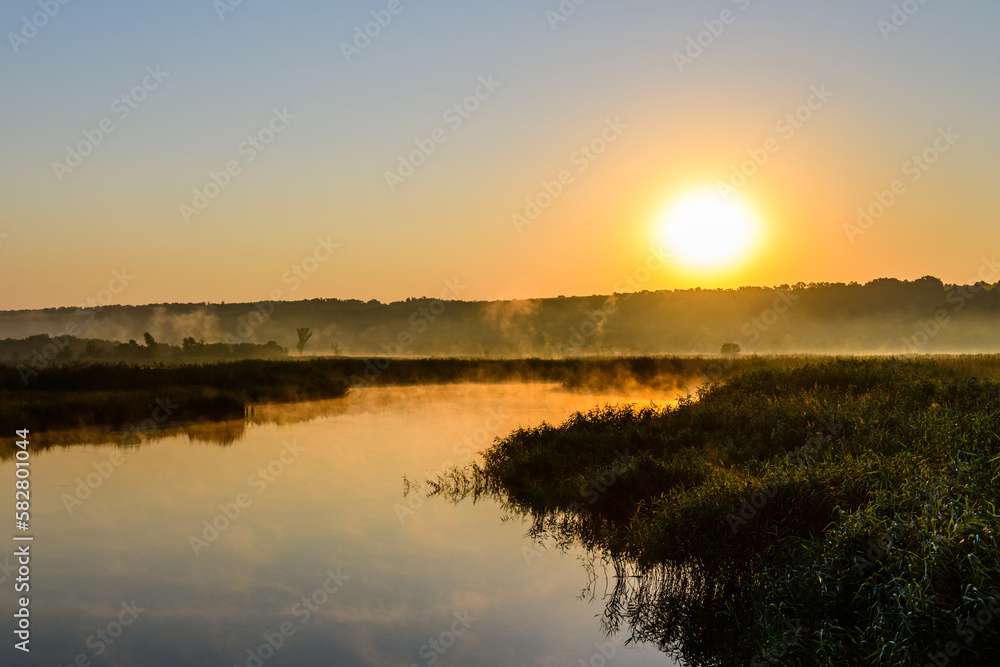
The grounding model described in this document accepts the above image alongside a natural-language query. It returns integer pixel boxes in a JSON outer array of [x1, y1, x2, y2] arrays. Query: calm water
[[1, 384, 679, 666]]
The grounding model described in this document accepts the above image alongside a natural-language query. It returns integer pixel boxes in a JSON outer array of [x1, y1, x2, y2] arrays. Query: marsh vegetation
[[0, 354, 795, 436], [8, 348, 1000, 664], [424, 357, 1000, 665]]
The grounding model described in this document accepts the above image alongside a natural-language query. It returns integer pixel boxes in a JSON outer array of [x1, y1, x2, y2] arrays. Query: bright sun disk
[[658, 191, 758, 270]]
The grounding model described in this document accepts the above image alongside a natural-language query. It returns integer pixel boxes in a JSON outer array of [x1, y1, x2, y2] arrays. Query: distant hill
[[2, 276, 999, 361]]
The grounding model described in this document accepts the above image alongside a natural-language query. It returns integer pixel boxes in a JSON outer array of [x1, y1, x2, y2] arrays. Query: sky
[[1, 0, 998, 310]]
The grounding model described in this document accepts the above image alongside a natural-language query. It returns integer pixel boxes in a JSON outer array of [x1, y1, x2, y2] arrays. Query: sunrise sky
[[1, 0, 998, 309]]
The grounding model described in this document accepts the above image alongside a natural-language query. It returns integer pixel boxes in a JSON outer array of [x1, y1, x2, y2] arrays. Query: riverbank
[[427, 357, 1000, 665], [5, 352, 1000, 448], [0, 360, 351, 436]]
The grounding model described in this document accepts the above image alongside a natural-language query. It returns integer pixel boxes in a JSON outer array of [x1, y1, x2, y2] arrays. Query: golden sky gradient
[[1, 0, 998, 309]]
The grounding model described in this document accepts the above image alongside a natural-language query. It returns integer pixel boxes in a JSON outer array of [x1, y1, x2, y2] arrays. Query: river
[[0, 384, 680, 666]]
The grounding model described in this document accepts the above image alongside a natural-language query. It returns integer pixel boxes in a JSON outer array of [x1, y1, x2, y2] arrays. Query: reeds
[[427, 356, 1000, 665]]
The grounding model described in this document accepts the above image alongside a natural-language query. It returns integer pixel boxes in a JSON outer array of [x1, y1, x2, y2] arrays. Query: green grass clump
[[431, 357, 1000, 665]]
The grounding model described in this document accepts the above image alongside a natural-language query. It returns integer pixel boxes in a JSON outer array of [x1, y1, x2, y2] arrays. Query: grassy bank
[[5, 353, 1000, 435], [0, 355, 801, 432], [0, 359, 352, 435], [1, 353, 822, 393], [426, 357, 1000, 665]]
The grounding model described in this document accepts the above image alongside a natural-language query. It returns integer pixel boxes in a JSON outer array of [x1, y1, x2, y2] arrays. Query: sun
[[657, 190, 759, 270]]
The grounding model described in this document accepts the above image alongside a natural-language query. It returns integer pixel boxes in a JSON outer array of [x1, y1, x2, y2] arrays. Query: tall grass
[[426, 357, 1000, 665]]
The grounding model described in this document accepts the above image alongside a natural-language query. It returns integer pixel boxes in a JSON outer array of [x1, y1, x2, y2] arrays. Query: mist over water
[[0, 384, 678, 667], [5, 278, 1000, 359]]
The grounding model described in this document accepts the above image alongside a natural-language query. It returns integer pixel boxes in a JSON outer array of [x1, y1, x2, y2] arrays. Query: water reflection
[[13, 383, 648, 455], [583, 555, 751, 667], [423, 448, 758, 666], [4, 395, 357, 458], [0, 384, 677, 666]]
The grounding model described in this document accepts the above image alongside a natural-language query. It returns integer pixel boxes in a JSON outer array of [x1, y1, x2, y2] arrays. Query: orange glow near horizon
[[1, 3, 998, 310]]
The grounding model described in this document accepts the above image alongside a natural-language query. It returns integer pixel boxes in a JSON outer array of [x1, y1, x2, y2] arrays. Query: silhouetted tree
[[330, 341, 342, 356], [143, 332, 161, 360], [720, 342, 741, 356], [296, 328, 313, 355]]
